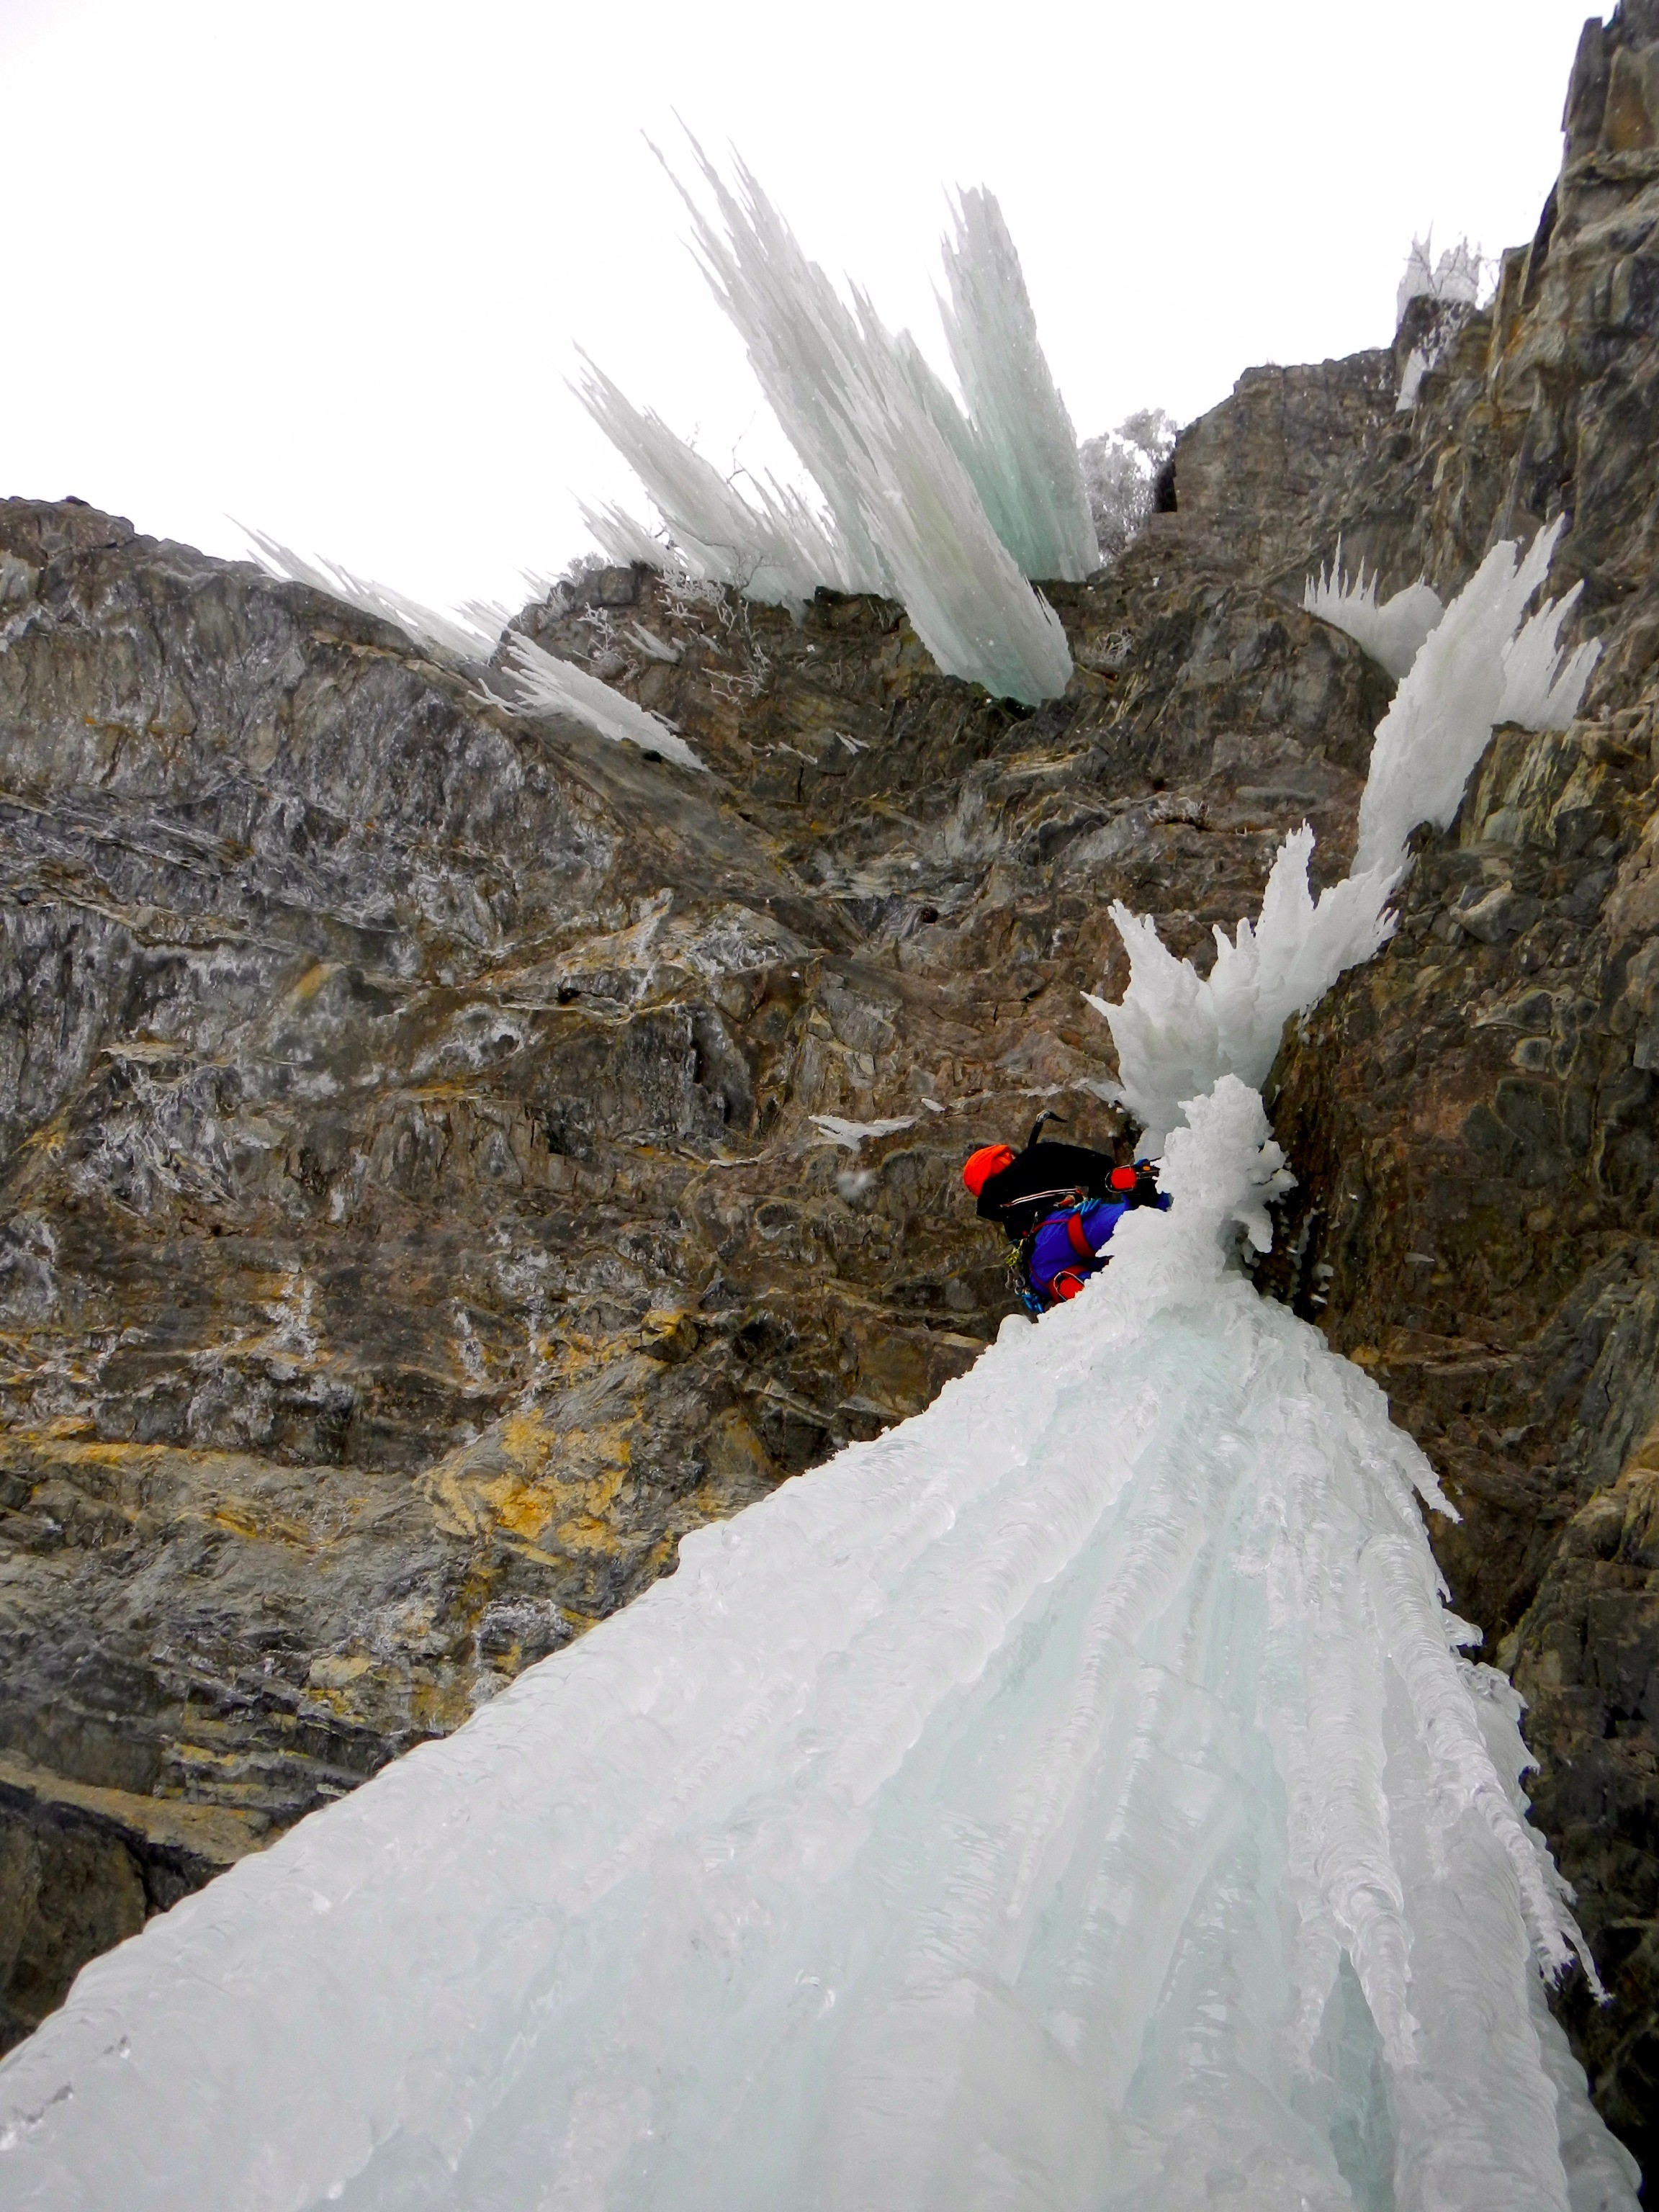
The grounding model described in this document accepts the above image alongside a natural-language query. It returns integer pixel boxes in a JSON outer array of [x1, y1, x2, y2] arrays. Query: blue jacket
[[1027, 1189, 1171, 1304]]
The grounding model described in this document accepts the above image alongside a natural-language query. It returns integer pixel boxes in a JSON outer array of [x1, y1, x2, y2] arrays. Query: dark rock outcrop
[[2, 8, 1658, 2189], [1260, 4, 1659, 2177]]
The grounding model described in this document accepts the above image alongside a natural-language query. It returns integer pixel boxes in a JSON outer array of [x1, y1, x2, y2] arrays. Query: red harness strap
[[1065, 1210, 1094, 1259]]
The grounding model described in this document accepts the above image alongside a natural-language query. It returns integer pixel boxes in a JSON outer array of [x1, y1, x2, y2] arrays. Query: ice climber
[[963, 1114, 1169, 1315]]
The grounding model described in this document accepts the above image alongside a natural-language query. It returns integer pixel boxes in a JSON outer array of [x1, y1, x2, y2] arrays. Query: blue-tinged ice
[[583, 148, 1075, 704], [1304, 542, 1445, 680], [0, 1078, 1637, 2211], [930, 188, 1099, 582]]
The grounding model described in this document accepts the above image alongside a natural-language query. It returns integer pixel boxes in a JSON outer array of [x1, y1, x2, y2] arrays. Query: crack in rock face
[[3, 17, 1659, 2182]]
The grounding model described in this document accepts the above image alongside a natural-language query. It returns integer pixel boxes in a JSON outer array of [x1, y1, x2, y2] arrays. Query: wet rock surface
[[1, 10, 1658, 2183]]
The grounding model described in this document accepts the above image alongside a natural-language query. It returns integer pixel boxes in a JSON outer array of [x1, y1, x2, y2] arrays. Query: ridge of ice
[[1355, 516, 1599, 876], [240, 527, 508, 665], [240, 530, 703, 773], [1096, 827, 1399, 1154], [1103, 519, 1602, 1152], [0, 1078, 1637, 2209], [1303, 541, 1445, 680]]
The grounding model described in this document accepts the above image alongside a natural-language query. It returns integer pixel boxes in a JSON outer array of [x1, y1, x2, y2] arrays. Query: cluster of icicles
[[247, 147, 1102, 726], [0, 525, 1637, 2208]]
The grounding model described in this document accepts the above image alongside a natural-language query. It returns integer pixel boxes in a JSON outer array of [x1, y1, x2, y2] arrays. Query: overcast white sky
[[0, 0, 1593, 611]]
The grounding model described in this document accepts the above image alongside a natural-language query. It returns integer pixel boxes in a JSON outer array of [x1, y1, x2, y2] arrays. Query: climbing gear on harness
[[966, 1134, 1169, 1318], [1008, 1192, 1098, 1318]]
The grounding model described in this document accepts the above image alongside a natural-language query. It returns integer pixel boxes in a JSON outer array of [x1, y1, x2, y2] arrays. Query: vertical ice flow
[[0, 1080, 1638, 2209], [1, 519, 1635, 2207], [1101, 519, 1601, 1151]]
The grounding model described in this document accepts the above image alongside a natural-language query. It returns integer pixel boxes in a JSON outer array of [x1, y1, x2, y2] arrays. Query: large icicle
[[573, 356, 868, 607], [0, 1080, 1635, 2211], [595, 147, 1074, 704], [1100, 518, 1601, 1151], [932, 187, 1099, 582]]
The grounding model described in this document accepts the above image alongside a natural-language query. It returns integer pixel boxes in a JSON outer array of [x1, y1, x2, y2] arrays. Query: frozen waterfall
[[0, 1085, 1638, 2211], [1097, 521, 1603, 1154], [0, 513, 1635, 2208]]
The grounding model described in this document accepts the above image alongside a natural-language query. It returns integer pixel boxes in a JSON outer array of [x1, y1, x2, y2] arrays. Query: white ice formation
[[495, 629, 705, 773], [1396, 233, 1483, 325], [1092, 826, 1400, 1154], [1393, 236, 1485, 411], [1100, 520, 1601, 1152], [240, 528, 507, 666], [242, 532, 703, 772], [1354, 519, 1601, 876], [576, 149, 1086, 705], [1303, 542, 1446, 681], [0, 1079, 1637, 2212], [808, 1112, 918, 1150]]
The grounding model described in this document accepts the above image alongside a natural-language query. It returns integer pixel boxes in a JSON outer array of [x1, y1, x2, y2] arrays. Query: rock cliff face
[[1, 4, 1657, 2182], [1257, 2, 1659, 2174]]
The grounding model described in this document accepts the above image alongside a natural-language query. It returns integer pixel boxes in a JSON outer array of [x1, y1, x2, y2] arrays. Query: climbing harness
[[1005, 1166, 1166, 1318]]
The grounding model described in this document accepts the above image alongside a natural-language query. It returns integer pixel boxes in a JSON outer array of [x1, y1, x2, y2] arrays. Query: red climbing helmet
[[962, 1143, 1017, 1197]]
